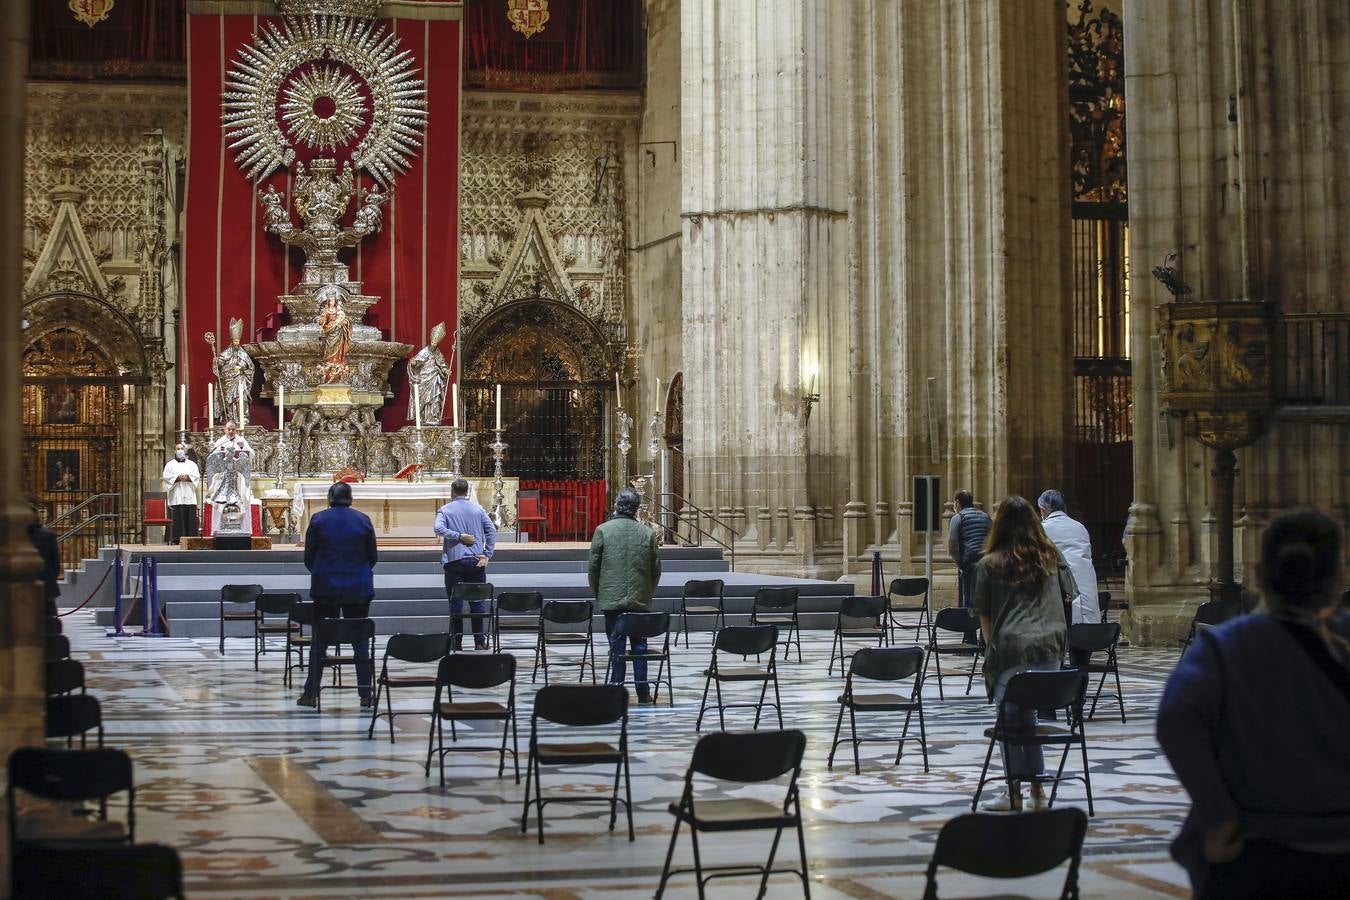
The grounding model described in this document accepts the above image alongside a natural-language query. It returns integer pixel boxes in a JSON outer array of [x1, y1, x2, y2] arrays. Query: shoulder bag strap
[[1276, 619, 1350, 706]]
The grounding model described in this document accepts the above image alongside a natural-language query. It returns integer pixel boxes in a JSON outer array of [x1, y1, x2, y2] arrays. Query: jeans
[[603, 610, 650, 698], [992, 659, 1060, 782], [444, 558, 488, 646], [303, 601, 372, 699], [958, 563, 979, 642]]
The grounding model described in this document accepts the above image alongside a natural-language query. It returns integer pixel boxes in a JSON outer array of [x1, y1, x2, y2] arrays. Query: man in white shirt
[[208, 420, 254, 534], [1037, 489, 1100, 625], [161, 442, 201, 543]]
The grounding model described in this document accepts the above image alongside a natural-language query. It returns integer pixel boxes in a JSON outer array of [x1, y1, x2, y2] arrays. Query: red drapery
[[519, 478, 606, 542], [463, 0, 639, 90], [183, 4, 460, 433], [29, 0, 186, 79]]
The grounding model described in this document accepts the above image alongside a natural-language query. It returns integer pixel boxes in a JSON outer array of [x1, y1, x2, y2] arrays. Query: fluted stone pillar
[[1124, 0, 1350, 642], [0, 3, 43, 891]]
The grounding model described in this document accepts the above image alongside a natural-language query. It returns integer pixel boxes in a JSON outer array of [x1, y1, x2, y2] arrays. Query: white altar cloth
[[290, 479, 518, 538]]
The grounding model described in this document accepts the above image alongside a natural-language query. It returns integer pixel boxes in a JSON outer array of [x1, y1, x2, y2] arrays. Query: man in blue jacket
[[299, 481, 378, 708]]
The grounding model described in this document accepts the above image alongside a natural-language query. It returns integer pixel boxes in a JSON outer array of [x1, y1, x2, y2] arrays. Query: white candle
[[495, 383, 502, 430], [207, 385, 214, 428], [179, 383, 186, 430], [655, 376, 661, 410], [238, 392, 245, 426], [414, 383, 422, 429], [451, 383, 459, 429], [615, 371, 622, 409], [278, 384, 284, 425]]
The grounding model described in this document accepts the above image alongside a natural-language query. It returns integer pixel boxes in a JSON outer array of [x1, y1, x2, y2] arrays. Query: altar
[[289, 478, 518, 539]]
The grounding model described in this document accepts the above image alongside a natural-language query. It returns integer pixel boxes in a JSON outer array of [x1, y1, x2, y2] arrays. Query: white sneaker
[[1028, 787, 1048, 810], [980, 788, 1021, 811]]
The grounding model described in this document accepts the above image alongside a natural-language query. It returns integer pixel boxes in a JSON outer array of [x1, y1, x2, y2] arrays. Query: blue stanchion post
[[112, 551, 124, 636], [137, 556, 149, 635], [146, 556, 159, 637]]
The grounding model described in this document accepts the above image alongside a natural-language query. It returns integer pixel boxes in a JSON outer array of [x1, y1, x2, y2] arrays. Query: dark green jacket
[[587, 515, 661, 611]]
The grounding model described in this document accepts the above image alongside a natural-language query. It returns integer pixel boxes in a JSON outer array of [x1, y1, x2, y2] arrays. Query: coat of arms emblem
[[506, 0, 549, 40], [69, 0, 115, 27]]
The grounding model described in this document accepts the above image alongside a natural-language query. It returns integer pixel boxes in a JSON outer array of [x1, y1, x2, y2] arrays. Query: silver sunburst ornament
[[222, 15, 427, 185]]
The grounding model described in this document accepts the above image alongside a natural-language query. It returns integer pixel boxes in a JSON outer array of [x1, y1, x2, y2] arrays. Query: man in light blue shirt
[[433, 478, 497, 650]]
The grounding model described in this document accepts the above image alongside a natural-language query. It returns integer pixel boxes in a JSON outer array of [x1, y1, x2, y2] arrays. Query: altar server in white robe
[[161, 443, 201, 543], [209, 420, 254, 534]]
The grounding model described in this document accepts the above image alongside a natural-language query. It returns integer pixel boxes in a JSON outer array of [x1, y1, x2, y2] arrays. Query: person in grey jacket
[[587, 490, 661, 703], [949, 490, 993, 641]]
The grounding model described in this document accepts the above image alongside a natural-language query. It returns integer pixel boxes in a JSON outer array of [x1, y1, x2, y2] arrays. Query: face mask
[[176, 451, 186, 461]]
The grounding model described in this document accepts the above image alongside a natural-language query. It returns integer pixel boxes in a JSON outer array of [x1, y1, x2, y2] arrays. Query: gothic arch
[[22, 291, 153, 381], [462, 297, 615, 385]]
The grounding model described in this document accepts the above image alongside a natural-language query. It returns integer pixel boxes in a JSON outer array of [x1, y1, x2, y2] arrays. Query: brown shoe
[[360, 695, 374, 708], [297, 694, 317, 708]]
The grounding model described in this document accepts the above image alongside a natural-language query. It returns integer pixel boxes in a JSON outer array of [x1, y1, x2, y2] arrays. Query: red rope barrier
[[56, 561, 117, 618]]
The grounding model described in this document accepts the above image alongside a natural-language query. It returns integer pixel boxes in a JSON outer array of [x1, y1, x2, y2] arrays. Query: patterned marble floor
[[60, 611, 1192, 898]]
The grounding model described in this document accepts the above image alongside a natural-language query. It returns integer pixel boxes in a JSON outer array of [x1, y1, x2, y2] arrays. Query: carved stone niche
[[1157, 300, 1276, 450]]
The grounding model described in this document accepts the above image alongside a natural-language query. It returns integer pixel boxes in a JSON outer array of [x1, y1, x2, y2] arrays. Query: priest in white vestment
[[161, 442, 201, 543], [208, 420, 254, 534]]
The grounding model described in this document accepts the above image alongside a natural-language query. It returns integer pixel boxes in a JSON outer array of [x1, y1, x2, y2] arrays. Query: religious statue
[[407, 321, 450, 424], [206, 318, 255, 426], [316, 285, 353, 383], [206, 420, 254, 535]]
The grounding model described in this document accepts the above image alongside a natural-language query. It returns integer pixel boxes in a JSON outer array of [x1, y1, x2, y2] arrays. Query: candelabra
[[447, 424, 465, 479], [272, 432, 289, 493], [489, 428, 510, 528], [411, 428, 426, 483], [616, 408, 633, 491]]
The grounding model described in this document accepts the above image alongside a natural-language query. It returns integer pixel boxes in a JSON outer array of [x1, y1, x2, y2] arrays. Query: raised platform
[[180, 536, 274, 551], [71, 545, 855, 639]]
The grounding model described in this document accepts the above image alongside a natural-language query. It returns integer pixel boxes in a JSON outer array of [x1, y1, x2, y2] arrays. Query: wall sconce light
[[802, 362, 820, 424]]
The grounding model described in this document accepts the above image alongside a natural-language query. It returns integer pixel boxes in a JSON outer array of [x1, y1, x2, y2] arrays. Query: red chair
[[142, 492, 173, 544], [517, 489, 548, 543]]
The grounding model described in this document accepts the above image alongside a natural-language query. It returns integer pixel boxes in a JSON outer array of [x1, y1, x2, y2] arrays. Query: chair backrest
[[753, 586, 798, 609], [317, 617, 376, 645], [714, 624, 778, 657], [221, 583, 263, 606], [437, 652, 516, 690], [256, 591, 302, 617], [850, 646, 924, 682], [8, 747, 133, 803], [517, 489, 542, 517], [542, 599, 593, 625], [888, 576, 929, 598], [45, 616, 63, 635], [689, 730, 806, 783], [45, 633, 71, 660], [928, 808, 1087, 887], [143, 494, 169, 521], [386, 632, 450, 663], [1002, 669, 1088, 712], [497, 590, 543, 614], [682, 578, 725, 600], [450, 582, 495, 604], [13, 843, 183, 900], [534, 684, 628, 729], [1067, 622, 1120, 654], [289, 600, 316, 627], [613, 611, 671, 640], [1193, 599, 1232, 627], [44, 694, 103, 740], [45, 659, 86, 696], [839, 595, 887, 621], [933, 606, 980, 635]]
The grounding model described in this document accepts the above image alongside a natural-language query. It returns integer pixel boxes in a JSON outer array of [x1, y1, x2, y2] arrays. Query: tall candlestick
[[207, 385, 214, 429], [414, 383, 422, 429], [615, 371, 623, 409], [179, 384, 186, 431], [451, 383, 459, 428], [278, 384, 285, 425], [495, 383, 502, 430]]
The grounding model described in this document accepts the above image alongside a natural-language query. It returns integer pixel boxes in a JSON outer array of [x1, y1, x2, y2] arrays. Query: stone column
[[1124, 0, 1350, 642], [0, 2, 44, 889], [680, 0, 850, 576]]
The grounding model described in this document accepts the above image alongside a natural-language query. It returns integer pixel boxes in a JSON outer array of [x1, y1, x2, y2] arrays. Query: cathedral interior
[[1, 0, 1346, 897]]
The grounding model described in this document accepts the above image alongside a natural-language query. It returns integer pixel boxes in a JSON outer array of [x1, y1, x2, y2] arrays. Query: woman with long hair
[[1157, 510, 1349, 898], [973, 495, 1076, 811]]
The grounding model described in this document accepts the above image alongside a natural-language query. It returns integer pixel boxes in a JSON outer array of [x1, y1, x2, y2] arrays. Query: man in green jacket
[[588, 489, 662, 703]]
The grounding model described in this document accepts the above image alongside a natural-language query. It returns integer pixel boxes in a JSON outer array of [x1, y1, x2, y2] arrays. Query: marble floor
[[58, 612, 1192, 898]]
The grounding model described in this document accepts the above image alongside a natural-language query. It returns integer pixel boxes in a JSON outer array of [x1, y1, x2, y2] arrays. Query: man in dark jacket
[[587, 490, 661, 703], [27, 495, 61, 617], [299, 482, 378, 708], [948, 490, 992, 641]]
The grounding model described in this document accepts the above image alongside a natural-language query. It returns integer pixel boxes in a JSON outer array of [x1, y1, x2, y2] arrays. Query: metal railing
[[653, 492, 741, 572], [51, 493, 122, 573]]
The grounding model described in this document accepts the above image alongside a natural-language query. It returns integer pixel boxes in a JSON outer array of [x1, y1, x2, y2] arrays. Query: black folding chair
[[972, 669, 1094, 816], [426, 653, 519, 785], [923, 607, 984, 699], [536, 599, 596, 684], [45, 659, 86, 696], [750, 587, 801, 663], [7, 747, 134, 849], [45, 616, 63, 636], [521, 684, 632, 845], [1180, 599, 1232, 655], [283, 600, 315, 689], [676, 579, 726, 648], [886, 576, 933, 644], [697, 625, 782, 732], [45, 634, 70, 662], [449, 582, 495, 651], [924, 808, 1088, 900], [607, 611, 674, 704], [368, 632, 449, 743], [218, 583, 263, 655], [1098, 590, 1112, 624], [313, 617, 376, 712], [13, 843, 183, 900], [1068, 623, 1126, 723], [493, 590, 543, 661], [45, 695, 103, 749], [827, 595, 889, 677], [657, 730, 810, 899], [828, 647, 928, 775], [253, 591, 301, 672]]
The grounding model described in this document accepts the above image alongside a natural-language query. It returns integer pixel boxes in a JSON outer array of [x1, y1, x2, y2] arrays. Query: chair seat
[[707, 667, 773, 681], [932, 643, 981, 654], [289, 636, 312, 646], [222, 611, 255, 621], [984, 724, 1077, 743], [258, 623, 299, 633], [497, 622, 538, 631], [837, 626, 885, 638], [383, 674, 438, 687], [543, 633, 590, 644], [888, 603, 927, 613], [683, 605, 721, 615], [753, 615, 795, 624], [18, 815, 127, 845], [839, 692, 915, 709], [536, 740, 621, 764], [669, 798, 797, 831], [613, 649, 670, 660], [325, 655, 358, 665], [437, 700, 509, 719]]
